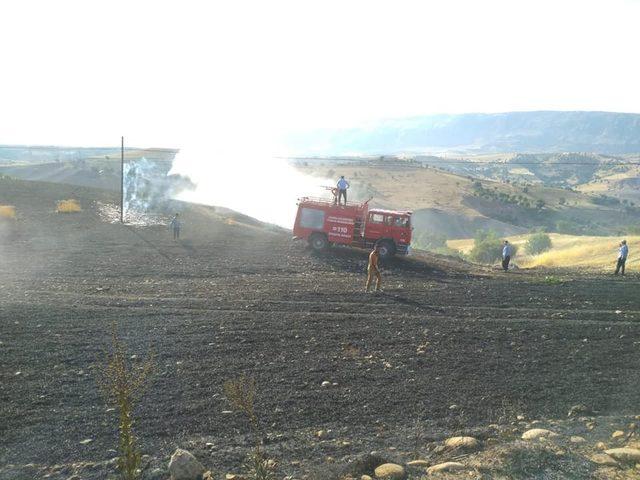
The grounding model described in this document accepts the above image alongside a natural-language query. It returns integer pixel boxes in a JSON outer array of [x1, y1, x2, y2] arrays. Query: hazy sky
[[2, 0, 639, 148]]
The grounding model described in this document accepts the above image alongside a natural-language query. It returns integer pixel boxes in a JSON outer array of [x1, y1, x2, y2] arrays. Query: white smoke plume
[[170, 146, 331, 228], [123, 156, 194, 215]]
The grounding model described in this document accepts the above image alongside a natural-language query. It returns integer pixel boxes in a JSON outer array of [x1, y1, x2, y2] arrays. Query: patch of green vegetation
[[468, 230, 516, 264], [411, 231, 460, 257], [526, 232, 552, 255], [542, 275, 564, 285]]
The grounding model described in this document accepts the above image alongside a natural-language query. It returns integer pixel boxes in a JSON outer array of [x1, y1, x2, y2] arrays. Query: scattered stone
[[612, 431, 625, 439], [79, 439, 93, 445], [570, 436, 586, 443], [321, 381, 331, 388], [568, 404, 593, 417], [168, 448, 205, 480], [202, 472, 214, 480], [444, 436, 480, 451], [521, 428, 558, 441], [373, 463, 405, 480], [406, 460, 430, 467], [590, 453, 619, 467], [605, 448, 640, 464], [361, 476, 373, 480], [315, 430, 328, 439], [426, 462, 465, 475], [595, 442, 607, 450], [432, 445, 447, 454], [225, 474, 246, 480], [147, 468, 166, 480]]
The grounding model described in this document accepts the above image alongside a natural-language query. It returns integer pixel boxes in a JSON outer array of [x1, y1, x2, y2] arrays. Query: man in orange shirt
[[365, 243, 382, 292]]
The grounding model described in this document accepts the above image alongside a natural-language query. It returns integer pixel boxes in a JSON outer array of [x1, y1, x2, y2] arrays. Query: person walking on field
[[337, 175, 350, 205], [365, 243, 383, 292], [615, 239, 629, 276], [502, 240, 513, 271], [170, 213, 181, 240]]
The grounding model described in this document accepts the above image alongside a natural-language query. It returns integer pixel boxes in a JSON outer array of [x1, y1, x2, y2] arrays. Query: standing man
[[337, 175, 350, 205], [365, 243, 382, 292], [170, 213, 181, 240], [615, 239, 629, 276], [502, 240, 513, 271]]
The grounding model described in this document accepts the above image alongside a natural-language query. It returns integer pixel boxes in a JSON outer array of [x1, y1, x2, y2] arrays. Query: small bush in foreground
[[97, 328, 154, 480], [526, 232, 552, 255], [0, 205, 16, 219], [224, 375, 276, 480], [56, 198, 82, 213]]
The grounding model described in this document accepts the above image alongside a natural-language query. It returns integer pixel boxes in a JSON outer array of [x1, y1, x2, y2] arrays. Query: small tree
[[97, 328, 154, 480], [525, 232, 552, 255], [224, 375, 275, 480], [468, 230, 503, 264]]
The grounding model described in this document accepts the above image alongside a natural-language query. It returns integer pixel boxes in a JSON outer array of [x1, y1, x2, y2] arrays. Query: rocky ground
[[2, 179, 640, 479]]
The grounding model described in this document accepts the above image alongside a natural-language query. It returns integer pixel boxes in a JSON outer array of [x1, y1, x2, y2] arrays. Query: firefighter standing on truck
[[365, 243, 383, 292], [337, 175, 350, 205]]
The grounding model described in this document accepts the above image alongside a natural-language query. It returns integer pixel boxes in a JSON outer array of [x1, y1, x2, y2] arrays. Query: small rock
[[444, 436, 480, 451], [361, 476, 373, 480], [406, 460, 430, 467], [321, 381, 331, 388], [568, 404, 593, 417], [595, 442, 607, 450], [79, 439, 93, 445], [373, 463, 405, 480], [521, 429, 558, 441], [570, 436, 586, 443], [147, 468, 166, 480], [612, 431, 625, 439], [433, 445, 447, 454], [590, 453, 619, 467], [426, 462, 465, 474], [605, 448, 640, 464], [202, 472, 214, 480], [315, 430, 328, 439], [168, 448, 205, 480]]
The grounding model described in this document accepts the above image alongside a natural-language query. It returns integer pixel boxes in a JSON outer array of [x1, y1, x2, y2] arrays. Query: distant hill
[[285, 111, 640, 155]]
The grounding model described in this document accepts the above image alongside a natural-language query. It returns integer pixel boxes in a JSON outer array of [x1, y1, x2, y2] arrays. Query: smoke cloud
[[169, 146, 330, 228]]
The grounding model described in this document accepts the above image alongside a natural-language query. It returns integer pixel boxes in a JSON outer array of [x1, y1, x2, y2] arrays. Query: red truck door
[[365, 211, 388, 241]]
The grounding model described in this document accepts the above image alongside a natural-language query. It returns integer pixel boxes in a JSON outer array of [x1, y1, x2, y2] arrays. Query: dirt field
[[2, 179, 640, 479]]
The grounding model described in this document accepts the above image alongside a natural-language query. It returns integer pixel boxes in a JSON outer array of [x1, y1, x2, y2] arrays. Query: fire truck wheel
[[309, 233, 328, 252], [377, 240, 396, 259]]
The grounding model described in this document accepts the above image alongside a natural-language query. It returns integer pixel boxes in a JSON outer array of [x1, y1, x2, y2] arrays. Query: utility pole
[[120, 136, 124, 223]]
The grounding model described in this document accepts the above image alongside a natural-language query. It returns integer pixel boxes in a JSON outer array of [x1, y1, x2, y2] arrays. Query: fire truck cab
[[293, 197, 412, 259]]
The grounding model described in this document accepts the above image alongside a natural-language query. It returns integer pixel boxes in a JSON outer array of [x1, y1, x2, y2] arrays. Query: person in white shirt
[[615, 239, 629, 276], [336, 176, 350, 205], [502, 240, 513, 271]]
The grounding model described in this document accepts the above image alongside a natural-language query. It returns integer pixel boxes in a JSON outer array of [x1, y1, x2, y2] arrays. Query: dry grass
[[448, 233, 640, 271], [56, 199, 82, 213], [0, 205, 16, 219]]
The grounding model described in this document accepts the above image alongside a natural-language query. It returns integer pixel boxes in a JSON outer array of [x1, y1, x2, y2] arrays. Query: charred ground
[[1, 179, 640, 478]]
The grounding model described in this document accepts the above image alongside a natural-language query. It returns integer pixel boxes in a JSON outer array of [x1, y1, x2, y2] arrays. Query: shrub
[[56, 199, 82, 213], [97, 328, 154, 480], [468, 230, 516, 264], [525, 232, 552, 255], [224, 375, 276, 480], [0, 205, 16, 219]]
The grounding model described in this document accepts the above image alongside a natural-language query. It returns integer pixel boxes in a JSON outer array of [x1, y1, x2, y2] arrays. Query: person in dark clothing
[[170, 213, 181, 240], [615, 239, 629, 275], [502, 240, 513, 271]]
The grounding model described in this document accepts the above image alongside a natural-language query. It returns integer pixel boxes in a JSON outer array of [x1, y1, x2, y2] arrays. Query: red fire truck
[[293, 197, 412, 258]]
